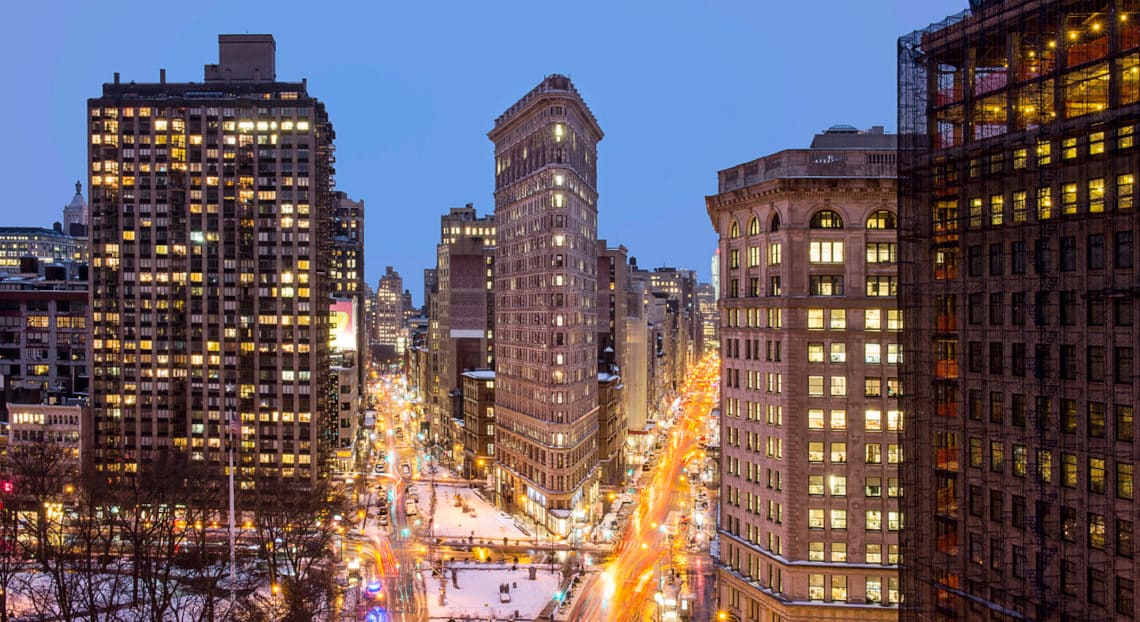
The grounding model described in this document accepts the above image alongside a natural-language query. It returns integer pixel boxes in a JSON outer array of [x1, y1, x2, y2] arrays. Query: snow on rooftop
[[421, 563, 561, 621], [427, 482, 530, 540]]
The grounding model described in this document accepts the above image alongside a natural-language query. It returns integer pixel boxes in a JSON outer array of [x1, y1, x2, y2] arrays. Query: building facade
[[0, 271, 90, 404], [490, 75, 603, 536], [460, 370, 496, 484], [900, 2, 1140, 619], [707, 125, 900, 621], [88, 34, 335, 488]]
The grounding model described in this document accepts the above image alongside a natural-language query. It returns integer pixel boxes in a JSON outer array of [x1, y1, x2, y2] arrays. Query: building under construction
[[900, 1, 1140, 620]]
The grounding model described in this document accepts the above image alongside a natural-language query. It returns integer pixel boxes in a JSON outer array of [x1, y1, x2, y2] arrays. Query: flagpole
[[228, 408, 237, 615]]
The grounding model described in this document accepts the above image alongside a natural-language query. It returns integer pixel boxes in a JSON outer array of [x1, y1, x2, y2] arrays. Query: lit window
[[807, 309, 825, 330], [808, 409, 825, 430], [866, 410, 883, 431], [830, 343, 846, 363], [807, 343, 824, 363]]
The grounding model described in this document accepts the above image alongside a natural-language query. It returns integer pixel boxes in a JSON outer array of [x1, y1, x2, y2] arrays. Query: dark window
[[1089, 345, 1106, 382], [1117, 577, 1134, 616], [1089, 568, 1106, 606], [1011, 241, 1026, 274], [748, 277, 760, 297], [1088, 297, 1105, 326], [1012, 393, 1027, 427], [1012, 342, 1026, 376], [1012, 496, 1026, 529], [968, 293, 983, 325], [1034, 291, 1049, 326], [1116, 231, 1134, 268], [969, 341, 984, 373], [989, 489, 1004, 522], [1117, 298, 1134, 326], [969, 485, 984, 517], [989, 243, 1004, 275], [969, 389, 983, 421], [989, 342, 1004, 375], [1088, 234, 1105, 270], [1035, 344, 1051, 378], [989, 293, 1003, 325], [1060, 236, 1077, 271], [1061, 345, 1077, 380], [1035, 238, 1050, 274], [968, 245, 983, 276], [1060, 291, 1077, 325], [1011, 292, 1026, 325], [768, 275, 781, 296], [1117, 347, 1134, 384]]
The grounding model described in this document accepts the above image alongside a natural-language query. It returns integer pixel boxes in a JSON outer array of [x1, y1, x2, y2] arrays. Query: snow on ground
[[422, 483, 530, 541], [420, 563, 560, 621]]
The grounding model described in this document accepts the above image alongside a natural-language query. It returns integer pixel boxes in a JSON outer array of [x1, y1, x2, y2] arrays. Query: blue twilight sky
[[1, 0, 966, 305]]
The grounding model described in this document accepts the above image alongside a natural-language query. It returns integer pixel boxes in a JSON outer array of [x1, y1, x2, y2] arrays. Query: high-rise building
[[375, 266, 405, 361], [423, 268, 438, 320], [427, 205, 495, 458], [899, 3, 1140, 619], [490, 75, 603, 536], [696, 282, 718, 351], [596, 241, 630, 486], [88, 34, 336, 487], [707, 125, 900, 621], [711, 248, 721, 302]]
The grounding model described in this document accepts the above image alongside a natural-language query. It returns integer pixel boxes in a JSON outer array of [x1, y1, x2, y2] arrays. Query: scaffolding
[[900, 1, 1140, 620]]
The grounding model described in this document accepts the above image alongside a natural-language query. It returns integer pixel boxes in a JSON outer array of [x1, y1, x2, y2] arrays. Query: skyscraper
[[88, 35, 335, 487], [375, 266, 404, 361], [490, 75, 603, 536], [707, 125, 900, 621], [900, 3, 1140, 619]]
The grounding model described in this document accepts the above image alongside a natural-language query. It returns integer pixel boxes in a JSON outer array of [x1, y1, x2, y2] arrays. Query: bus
[[363, 410, 377, 428]]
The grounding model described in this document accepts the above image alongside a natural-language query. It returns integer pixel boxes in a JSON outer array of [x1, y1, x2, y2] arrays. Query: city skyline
[[3, 0, 965, 300]]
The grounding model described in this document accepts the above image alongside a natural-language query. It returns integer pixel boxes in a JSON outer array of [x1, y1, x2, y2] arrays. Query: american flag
[[227, 418, 241, 436]]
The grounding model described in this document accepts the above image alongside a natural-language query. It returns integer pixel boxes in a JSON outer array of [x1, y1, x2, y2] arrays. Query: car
[[374, 463, 386, 474], [641, 463, 652, 472], [400, 464, 412, 477], [378, 514, 389, 526]]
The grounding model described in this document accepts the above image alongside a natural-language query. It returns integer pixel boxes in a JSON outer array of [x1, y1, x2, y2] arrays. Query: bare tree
[[5, 440, 81, 621], [246, 478, 345, 622]]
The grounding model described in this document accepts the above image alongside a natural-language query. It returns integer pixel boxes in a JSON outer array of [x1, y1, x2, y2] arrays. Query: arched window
[[866, 210, 897, 229], [770, 213, 781, 231], [729, 221, 740, 238], [810, 210, 844, 229], [748, 217, 760, 236]]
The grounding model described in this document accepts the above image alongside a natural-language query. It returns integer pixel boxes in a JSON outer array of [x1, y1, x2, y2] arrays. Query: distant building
[[710, 249, 720, 302], [707, 125, 900, 621], [697, 282, 718, 352], [376, 266, 405, 361], [63, 181, 89, 238], [0, 225, 86, 274], [491, 75, 603, 536], [0, 265, 90, 405]]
